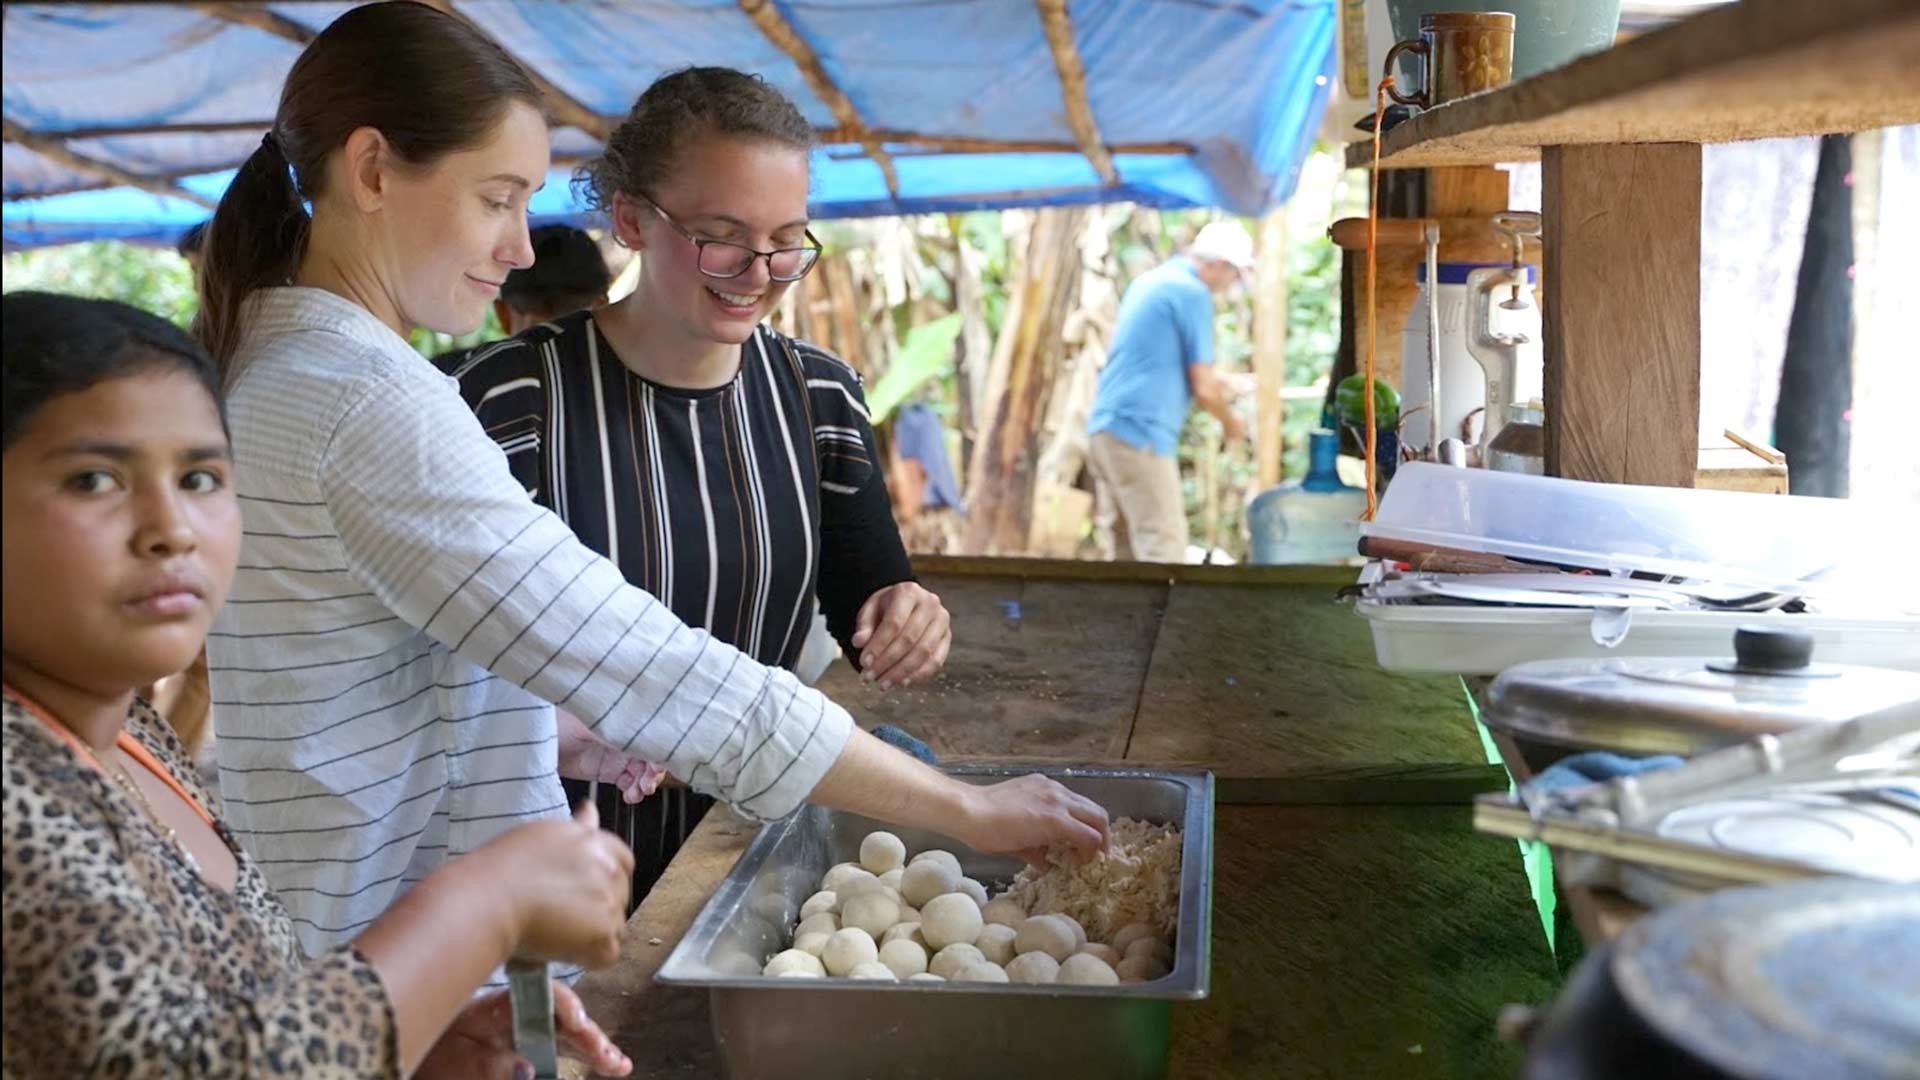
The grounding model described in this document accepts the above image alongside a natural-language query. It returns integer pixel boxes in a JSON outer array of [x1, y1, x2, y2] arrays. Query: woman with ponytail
[[199, 0, 1107, 986]]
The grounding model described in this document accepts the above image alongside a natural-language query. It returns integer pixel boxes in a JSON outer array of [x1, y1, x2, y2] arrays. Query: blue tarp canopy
[[2, 1, 1334, 249]]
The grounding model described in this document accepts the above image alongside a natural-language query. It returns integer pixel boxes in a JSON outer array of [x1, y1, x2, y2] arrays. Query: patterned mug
[[1385, 11, 1515, 110]]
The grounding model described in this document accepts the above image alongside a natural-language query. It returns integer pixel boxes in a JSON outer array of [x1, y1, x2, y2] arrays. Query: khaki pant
[[1087, 431, 1189, 564]]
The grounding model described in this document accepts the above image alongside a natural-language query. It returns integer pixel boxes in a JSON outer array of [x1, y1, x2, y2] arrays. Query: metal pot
[[1521, 878, 1920, 1080], [1482, 625, 1920, 758]]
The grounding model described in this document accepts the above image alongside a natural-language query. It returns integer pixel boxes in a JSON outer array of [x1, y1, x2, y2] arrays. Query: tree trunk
[[963, 207, 1087, 554]]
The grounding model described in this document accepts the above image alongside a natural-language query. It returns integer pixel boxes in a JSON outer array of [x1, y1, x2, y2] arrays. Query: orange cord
[[1362, 75, 1394, 520]]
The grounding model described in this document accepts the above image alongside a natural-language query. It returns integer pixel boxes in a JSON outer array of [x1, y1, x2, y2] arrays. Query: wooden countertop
[[570, 560, 1556, 1077]]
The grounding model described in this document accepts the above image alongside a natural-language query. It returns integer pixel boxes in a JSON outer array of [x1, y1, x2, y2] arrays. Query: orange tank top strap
[[3, 684, 216, 828]]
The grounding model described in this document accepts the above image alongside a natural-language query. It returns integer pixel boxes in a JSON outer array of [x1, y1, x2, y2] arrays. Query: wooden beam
[[1253, 209, 1288, 488], [737, 0, 900, 198], [822, 129, 1191, 157], [1033, 0, 1118, 185], [1346, 0, 1920, 169], [2, 120, 217, 209], [1541, 143, 1701, 487], [414, 0, 611, 141], [185, 2, 314, 45]]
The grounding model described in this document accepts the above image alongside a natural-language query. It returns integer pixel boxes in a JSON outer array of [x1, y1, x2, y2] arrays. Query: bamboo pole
[[2, 120, 217, 209], [1033, 0, 1119, 185], [185, 2, 315, 45], [1253, 209, 1289, 488], [737, 0, 900, 198], [415, 0, 612, 140]]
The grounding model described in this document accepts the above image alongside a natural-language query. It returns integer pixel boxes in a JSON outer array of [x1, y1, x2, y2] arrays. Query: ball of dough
[[878, 868, 905, 890], [821, 862, 867, 892], [975, 923, 1018, 966], [981, 897, 1027, 928], [928, 943, 985, 980], [800, 890, 839, 920], [881, 922, 926, 948], [1077, 943, 1121, 967], [1111, 923, 1157, 956], [953, 961, 1010, 983], [848, 961, 898, 981], [793, 931, 832, 957], [879, 885, 905, 907], [836, 869, 887, 900], [909, 849, 963, 878], [775, 969, 822, 979], [877, 938, 929, 979], [1053, 914, 1088, 950], [899, 861, 960, 908], [1014, 915, 1076, 962], [899, 905, 921, 924], [954, 877, 989, 908], [763, 949, 826, 977], [1005, 951, 1061, 984], [860, 831, 908, 874], [921, 893, 985, 951], [1058, 953, 1120, 986], [1116, 954, 1171, 983], [794, 912, 839, 939], [906, 973, 945, 983], [821, 928, 879, 976], [1124, 936, 1173, 965], [841, 892, 902, 938]]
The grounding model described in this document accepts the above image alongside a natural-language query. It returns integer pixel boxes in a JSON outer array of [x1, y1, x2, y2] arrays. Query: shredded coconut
[[1002, 817, 1182, 942]]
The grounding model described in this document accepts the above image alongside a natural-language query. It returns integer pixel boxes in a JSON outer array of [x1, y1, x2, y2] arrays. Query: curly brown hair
[[576, 67, 814, 210]]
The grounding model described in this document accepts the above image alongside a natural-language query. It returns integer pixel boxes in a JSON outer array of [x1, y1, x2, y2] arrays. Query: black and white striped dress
[[442, 312, 914, 900]]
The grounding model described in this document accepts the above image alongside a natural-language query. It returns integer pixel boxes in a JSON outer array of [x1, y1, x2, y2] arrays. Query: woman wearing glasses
[[443, 67, 953, 903]]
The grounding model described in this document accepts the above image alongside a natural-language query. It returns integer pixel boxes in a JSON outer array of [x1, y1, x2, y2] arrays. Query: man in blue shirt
[[1086, 221, 1253, 562]]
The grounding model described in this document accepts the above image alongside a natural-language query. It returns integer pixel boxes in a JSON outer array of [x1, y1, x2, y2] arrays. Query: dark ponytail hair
[[195, 0, 544, 384], [3, 292, 225, 452], [578, 67, 814, 213]]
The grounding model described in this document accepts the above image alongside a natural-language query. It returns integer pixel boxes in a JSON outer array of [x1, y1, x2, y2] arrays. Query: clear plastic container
[[1246, 430, 1369, 564], [1361, 462, 1912, 604]]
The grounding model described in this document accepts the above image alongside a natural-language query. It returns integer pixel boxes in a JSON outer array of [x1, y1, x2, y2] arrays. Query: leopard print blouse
[[2, 696, 398, 1078]]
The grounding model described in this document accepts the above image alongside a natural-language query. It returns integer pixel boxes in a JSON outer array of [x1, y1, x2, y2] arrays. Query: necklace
[[106, 748, 202, 874]]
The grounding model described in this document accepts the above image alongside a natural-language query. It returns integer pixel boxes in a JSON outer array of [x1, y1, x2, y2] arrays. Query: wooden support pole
[[2, 120, 217, 209], [1034, 0, 1119, 185], [737, 0, 900, 198], [1540, 143, 1702, 487], [186, 2, 314, 44], [414, 0, 611, 140], [1253, 209, 1288, 488]]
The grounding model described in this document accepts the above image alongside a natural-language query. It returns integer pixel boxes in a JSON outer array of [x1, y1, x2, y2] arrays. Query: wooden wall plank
[[1541, 143, 1702, 486]]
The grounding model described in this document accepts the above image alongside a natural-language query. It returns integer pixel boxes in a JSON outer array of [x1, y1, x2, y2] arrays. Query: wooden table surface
[[573, 558, 1559, 1078]]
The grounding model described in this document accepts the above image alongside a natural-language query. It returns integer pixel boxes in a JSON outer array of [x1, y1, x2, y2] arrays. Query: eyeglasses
[[643, 197, 822, 282]]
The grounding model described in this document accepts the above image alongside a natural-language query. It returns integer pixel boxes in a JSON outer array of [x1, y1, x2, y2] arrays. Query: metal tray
[[655, 765, 1215, 1080]]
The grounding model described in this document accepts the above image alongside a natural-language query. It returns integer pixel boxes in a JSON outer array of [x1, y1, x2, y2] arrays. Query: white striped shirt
[[208, 287, 852, 958]]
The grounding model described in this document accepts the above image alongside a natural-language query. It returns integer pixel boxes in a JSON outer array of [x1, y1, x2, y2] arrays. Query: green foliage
[[866, 312, 963, 425], [2, 242, 198, 326], [409, 307, 504, 360]]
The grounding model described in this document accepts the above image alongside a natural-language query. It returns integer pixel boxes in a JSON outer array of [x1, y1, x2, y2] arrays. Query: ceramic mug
[[1385, 11, 1516, 109]]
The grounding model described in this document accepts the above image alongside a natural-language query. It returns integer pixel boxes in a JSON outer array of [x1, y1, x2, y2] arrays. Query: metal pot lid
[[1483, 626, 1920, 756], [1610, 878, 1920, 1080]]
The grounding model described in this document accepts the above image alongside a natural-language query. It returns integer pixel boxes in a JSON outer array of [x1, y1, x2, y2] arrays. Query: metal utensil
[[1423, 220, 1442, 459], [507, 959, 560, 1080]]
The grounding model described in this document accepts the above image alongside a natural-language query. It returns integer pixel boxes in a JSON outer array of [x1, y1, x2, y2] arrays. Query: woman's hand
[[413, 980, 633, 1079], [556, 709, 667, 804], [951, 773, 1110, 867], [482, 803, 634, 968], [850, 581, 951, 688]]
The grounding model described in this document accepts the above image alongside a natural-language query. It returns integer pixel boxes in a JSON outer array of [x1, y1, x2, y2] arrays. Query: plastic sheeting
[[3, 0, 1333, 249]]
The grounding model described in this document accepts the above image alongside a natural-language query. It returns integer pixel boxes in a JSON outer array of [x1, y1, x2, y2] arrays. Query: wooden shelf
[[1345, 0, 1920, 170]]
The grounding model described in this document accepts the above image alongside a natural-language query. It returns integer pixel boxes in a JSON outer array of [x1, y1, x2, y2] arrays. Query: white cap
[[1190, 221, 1255, 271]]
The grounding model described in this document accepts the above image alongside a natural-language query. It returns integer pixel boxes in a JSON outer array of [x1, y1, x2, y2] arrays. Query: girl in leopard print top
[[1, 292, 635, 1078]]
